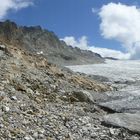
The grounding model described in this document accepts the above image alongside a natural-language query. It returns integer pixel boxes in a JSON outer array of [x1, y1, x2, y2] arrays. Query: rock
[[0, 44, 6, 52], [0, 50, 4, 56], [0, 45, 6, 57], [10, 96, 17, 101], [71, 90, 94, 103], [129, 136, 140, 140], [69, 75, 110, 92], [103, 113, 140, 134], [33, 132, 38, 138], [26, 88, 34, 95], [0, 96, 4, 101], [109, 128, 115, 135], [98, 88, 140, 113], [2, 106, 10, 112], [99, 97, 140, 113], [24, 135, 33, 140], [38, 134, 45, 139], [0, 123, 4, 128]]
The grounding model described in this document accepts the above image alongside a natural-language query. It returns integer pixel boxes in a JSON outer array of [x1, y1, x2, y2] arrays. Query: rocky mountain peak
[[0, 20, 104, 65], [0, 20, 18, 42], [0, 20, 18, 29]]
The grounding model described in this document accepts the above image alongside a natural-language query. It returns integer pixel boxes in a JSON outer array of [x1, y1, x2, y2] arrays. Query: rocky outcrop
[[98, 83, 140, 113], [70, 90, 95, 103], [98, 83, 140, 134], [103, 113, 140, 134], [0, 20, 104, 66]]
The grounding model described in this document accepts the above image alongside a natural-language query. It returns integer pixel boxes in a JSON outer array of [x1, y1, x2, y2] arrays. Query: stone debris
[[103, 113, 140, 134], [0, 44, 139, 139]]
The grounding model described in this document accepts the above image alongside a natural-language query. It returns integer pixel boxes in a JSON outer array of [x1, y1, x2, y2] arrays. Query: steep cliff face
[[0, 20, 104, 66]]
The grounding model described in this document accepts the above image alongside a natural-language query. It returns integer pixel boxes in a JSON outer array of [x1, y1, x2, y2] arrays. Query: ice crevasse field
[[67, 60, 140, 82]]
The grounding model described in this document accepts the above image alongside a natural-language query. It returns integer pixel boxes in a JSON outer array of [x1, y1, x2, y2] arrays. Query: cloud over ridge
[[61, 36, 130, 59], [99, 2, 140, 59], [0, 0, 33, 19], [63, 3, 140, 60]]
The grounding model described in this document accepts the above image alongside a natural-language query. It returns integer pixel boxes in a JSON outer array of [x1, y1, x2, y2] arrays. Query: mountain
[[0, 20, 104, 66]]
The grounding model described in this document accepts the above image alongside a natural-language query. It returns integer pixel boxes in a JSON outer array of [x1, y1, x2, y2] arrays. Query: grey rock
[[71, 90, 94, 103], [10, 96, 17, 101], [2, 105, 10, 112], [98, 89, 140, 113], [0, 50, 4, 56], [129, 136, 140, 140], [99, 97, 140, 113], [0, 123, 4, 128], [24, 136, 34, 140], [33, 132, 38, 138], [0, 44, 6, 50], [0, 45, 6, 57], [103, 113, 140, 134]]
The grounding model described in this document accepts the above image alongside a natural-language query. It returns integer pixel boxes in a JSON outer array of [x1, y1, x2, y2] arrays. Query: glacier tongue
[[68, 60, 140, 134], [67, 60, 140, 82]]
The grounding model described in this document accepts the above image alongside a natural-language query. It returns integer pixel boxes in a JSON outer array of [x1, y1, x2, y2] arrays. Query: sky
[[1, 0, 140, 59]]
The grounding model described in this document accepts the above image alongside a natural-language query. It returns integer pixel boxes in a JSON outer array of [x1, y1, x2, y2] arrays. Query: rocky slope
[[0, 20, 104, 66], [0, 40, 140, 139]]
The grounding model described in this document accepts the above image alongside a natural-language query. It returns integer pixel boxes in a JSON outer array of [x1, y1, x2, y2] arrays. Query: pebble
[[2, 106, 10, 112], [109, 128, 115, 135], [33, 132, 38, 138], [10, 96, 17, 101]]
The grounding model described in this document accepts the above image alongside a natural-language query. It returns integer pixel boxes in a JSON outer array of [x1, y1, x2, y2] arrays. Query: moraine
[[67, 60, 140, 134]]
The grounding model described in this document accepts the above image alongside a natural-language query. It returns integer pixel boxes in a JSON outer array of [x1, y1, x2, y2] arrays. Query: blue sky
[[7, 0, 129, 50], [1, 0, 140, 59]]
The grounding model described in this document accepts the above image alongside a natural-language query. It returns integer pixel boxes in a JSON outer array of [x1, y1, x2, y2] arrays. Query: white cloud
[[89, 47, 130, 59], [61, 36, 89, 50], [92, 8, 98, 14], [62, 3, 140, 60], [61, 36, 129, 59], [99, 2, 140, 59], [0, 0, 33, 19]]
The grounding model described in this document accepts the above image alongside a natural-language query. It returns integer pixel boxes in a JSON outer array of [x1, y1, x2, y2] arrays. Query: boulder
[[0, 45, 6, 56], [70, 90, 94, 103], [98, 87, 140, 113], [103, 113, 140, 134], [0, 44, 6, 51], [99, 97, 140, 113]]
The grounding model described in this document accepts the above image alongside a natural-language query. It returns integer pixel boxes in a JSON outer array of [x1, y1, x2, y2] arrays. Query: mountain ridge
[[0, 20, 104, 66]]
